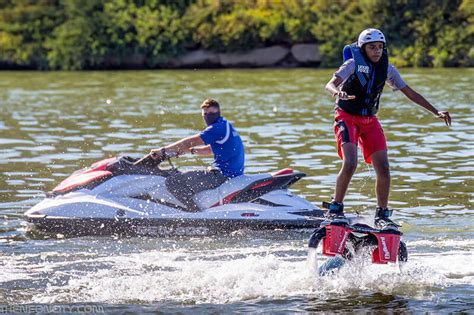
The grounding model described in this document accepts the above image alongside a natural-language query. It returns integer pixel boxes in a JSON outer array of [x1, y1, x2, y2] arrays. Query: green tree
[[0, 0, 64, 68], [45, 1, 105, 70]]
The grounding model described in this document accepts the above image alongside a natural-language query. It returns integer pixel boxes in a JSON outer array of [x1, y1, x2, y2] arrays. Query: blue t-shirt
[[199, 117, 245, 178]]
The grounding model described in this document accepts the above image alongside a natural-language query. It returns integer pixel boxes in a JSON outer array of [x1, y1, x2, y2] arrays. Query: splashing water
[[0, 236, 464, 307]]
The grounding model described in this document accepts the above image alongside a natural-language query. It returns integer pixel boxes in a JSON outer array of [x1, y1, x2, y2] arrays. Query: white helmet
[[358, 28, 386, 47]]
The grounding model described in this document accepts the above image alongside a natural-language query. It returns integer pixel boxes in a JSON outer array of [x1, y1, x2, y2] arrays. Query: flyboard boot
[[309, 201, 352, 258], [374, 207, 400, 231]]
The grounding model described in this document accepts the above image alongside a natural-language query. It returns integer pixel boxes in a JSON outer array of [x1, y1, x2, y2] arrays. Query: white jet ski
[[25, 155, 329, 236]]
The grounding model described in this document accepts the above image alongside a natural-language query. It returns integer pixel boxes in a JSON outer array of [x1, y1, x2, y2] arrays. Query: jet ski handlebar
[[133, 149, 178, 167]]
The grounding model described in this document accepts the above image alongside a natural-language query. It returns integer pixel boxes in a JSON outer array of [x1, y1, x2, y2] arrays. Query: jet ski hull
[[25, 190, 326, 236], [26, 215, 325, 237]]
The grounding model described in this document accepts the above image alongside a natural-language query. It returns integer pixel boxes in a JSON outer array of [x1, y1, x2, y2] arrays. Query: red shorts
[[333, 108, 387, 164]]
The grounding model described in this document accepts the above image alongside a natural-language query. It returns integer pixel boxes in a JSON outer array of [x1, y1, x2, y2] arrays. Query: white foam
[[32, 250, 314, 304], [28, 242, 468, 305]]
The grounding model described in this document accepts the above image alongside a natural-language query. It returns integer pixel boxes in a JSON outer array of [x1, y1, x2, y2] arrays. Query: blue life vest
[[343, 45, 352, 62], [338, 43, 388, 116]]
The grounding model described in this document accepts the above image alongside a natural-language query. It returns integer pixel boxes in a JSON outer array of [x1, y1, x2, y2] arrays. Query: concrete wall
[[117, 44, 321, 69]]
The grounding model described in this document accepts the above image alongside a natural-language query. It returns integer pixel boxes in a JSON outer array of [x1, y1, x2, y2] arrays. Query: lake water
[[0, 69, 473, 313]]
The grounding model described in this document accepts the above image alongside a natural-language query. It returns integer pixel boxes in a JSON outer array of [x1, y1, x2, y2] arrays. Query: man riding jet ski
[[149, 98, 246, 212], [25, 99, 327, 236]]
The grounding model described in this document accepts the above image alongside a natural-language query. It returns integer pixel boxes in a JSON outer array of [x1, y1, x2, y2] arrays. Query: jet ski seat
[[195, 169, 304, 209]]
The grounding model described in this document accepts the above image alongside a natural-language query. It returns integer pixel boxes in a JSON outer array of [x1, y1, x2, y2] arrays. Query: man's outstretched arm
[[400, 85, 451, 126], [152, 134, 205, 156]]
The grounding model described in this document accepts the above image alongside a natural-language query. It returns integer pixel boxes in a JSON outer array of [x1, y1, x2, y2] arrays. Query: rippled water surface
[[0, 69, 473, 313]]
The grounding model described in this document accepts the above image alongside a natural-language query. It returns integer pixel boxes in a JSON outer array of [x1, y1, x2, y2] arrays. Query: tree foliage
[[0, 0, 471, 69]]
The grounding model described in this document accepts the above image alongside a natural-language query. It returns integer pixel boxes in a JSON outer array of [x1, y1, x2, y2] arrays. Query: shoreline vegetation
[[0, 0, 472, 70]]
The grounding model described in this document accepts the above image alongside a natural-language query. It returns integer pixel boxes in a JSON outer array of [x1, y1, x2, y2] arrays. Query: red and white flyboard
[[308, 208, 408, 271]]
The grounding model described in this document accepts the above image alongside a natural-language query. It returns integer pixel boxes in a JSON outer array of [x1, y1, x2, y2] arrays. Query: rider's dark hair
[[200, 98, 220, 110]]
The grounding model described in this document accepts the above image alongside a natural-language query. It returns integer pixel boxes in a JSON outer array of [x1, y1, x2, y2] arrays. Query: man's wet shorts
[[333, 108, 387, 164]]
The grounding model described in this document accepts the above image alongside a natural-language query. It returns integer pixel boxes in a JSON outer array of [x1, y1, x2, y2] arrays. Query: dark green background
[[0, 0, 472, 70]]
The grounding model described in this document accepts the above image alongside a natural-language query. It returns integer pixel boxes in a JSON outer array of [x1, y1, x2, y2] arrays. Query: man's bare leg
[[370, 150, 390, 208], [334, 143, 358, 203]]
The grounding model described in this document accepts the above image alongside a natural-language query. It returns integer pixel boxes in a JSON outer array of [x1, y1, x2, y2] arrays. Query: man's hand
[[436, 111, 452, 126], [150, 148, 178, 160], [333, 91, 356, 100], [150, 148, 166, 160]]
